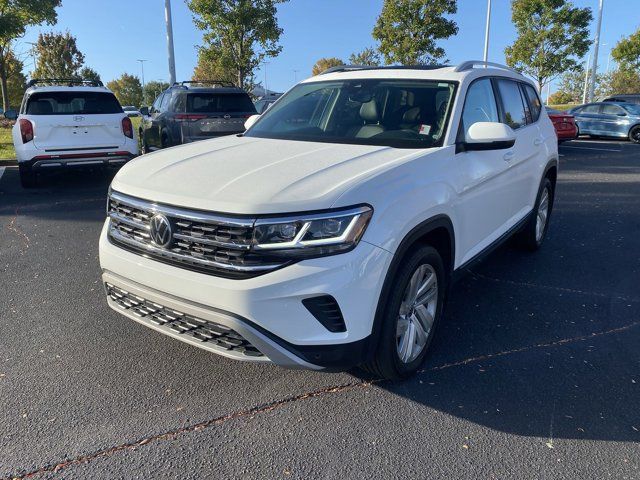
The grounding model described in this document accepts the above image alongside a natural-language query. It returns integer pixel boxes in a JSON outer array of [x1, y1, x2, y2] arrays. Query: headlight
[[253, 205, 373, 258]]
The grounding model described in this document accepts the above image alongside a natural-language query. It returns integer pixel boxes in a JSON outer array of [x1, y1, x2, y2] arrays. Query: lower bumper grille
[[105, 283, 264, 358]]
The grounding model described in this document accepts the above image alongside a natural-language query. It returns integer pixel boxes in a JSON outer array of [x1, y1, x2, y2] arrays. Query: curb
[[0, 159, 17, 166]]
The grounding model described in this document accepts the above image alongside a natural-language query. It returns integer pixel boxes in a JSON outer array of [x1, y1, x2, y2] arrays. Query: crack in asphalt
[[6, 208, 30, 255], [7, 319, 640, 480]]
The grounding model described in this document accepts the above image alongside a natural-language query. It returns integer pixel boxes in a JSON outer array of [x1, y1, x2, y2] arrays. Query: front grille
[[106, 283, 264, 358], [107, 191, 287, 278]]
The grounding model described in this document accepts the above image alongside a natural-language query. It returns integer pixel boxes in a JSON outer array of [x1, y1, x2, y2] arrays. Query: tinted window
[[25, 92, 122, 115], [496, 79, 527, 129], [523, 84, 542, 122], [187, 93, 256, 113], [581, 104, 601, 114], [152, 94, 163, 112], [462, 78, 499, 131], [160, 93, 172, 111], [601, 104, 625, 115], [622, 104, 640, 115]]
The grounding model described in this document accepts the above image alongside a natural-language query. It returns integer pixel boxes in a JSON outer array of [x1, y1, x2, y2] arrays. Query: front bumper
[[99, 220, 392, 369]]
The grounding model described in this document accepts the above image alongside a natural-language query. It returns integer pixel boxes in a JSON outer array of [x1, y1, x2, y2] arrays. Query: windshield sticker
[[419, 125, 432, 136]]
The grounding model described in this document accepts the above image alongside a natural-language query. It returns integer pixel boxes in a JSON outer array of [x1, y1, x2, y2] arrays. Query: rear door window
[[496, 79, 527, 129], [160, 93, 172, 111], [187, 93, 256, 113], [25, 92, 122, 115], [601, 104, 626, 116], [522, 84, 542, 123]]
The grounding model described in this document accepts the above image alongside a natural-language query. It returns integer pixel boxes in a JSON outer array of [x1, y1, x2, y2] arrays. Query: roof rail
[[320, 64, 451, 75], [454, 61, 519, 74], [27, 78, 104, 88], [172, 80, 236, 88]]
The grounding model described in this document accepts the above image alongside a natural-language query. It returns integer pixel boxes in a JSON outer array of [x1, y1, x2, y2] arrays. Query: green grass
[[0, 116, 144, 161], [0, 127, 15, 160], [547, 103, 580, 112]]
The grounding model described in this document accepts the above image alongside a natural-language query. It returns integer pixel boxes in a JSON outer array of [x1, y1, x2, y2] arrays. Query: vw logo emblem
[[149, 214, 173, 248], [74, 115, 84, 122], [223, 114, 231, 119]]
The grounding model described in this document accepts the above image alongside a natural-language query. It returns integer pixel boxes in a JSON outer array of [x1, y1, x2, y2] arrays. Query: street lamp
[[588, 0, 604, 102], [483, 0, 492, 64], [137, 59, 148, 105], [165, 0, 176, 85]]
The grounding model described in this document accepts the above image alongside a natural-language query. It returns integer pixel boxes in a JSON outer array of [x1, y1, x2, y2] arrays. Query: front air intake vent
[[302, 295, 346, 333]]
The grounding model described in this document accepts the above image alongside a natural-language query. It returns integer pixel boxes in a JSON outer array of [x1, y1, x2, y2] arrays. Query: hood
[[111, 135, 429, 214]]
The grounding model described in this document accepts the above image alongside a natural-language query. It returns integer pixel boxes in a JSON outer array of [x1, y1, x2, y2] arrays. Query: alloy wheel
[[396, 264, 438, 364], [536, 186, 550, 242]]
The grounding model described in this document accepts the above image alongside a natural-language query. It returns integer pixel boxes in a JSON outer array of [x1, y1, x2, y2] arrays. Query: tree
[[5, 50, 26, 109], [372, 0, 458, 65], [143, 80, 170, 105], [349, 47, 381, 66], [106, 73, 143, 107], [598, 68, 640, 97], [186, 0, 288, 90], [32, 31, 85, 79], [611, 29, 640, 70], [0, 0, 61, 110], [78, 66, 101, 83], [505, 0, 592, 91], [547, 90, 573, 105], [311, 57, 344, 76], [192, 45, 237, 84]]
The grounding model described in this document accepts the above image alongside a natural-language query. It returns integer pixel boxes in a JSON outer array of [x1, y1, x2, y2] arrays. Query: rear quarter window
[[25, 92, 123, 115], [187, 93, 256, 113]]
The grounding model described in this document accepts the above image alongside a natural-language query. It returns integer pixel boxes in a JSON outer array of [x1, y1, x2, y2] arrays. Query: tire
[[160, 131, 170, 149], [140, 130, 149, 154], [364, 245, 446, 380], [516, 177, 554, 251], [19, 163, 37, 189], [629, 125, 640, 144]]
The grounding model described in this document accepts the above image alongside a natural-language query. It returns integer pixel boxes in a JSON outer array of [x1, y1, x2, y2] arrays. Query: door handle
[[533, 138, 543, 146], [503, 151, 515, 162]]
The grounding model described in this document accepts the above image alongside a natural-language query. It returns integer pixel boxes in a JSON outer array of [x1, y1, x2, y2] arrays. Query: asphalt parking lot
[[1, 139, 639, 479]]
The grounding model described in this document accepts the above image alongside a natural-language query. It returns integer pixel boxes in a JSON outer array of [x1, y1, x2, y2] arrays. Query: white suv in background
[[6, 79, 139, 188], [99, 62, 558, 379]]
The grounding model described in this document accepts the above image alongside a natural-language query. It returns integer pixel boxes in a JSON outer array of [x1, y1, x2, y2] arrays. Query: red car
[[546, 107, 578, 142]]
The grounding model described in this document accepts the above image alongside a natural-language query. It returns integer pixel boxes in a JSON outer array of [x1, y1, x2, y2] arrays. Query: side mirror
[[460, 122, 516, 151], [244, 114, 260, 131], [139, 106, 149, 117], [4, 109, 18, 120]]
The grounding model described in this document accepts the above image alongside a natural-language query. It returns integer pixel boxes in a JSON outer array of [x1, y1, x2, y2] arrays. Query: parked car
[[123, 106, 142, 117], [568, 102, 640, 143], [546, 107, 578, 142], [254, 93, 282, 114], [601, 94, 640, 105], [100, 61, 558, 379], [138, 81, 257, 152], [5, 78, 138, 188]]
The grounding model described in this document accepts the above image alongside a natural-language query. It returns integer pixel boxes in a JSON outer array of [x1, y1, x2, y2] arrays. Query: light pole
[[262, 61, 269, 95], [582, 52, 591, 105], [588, 0, 604, 102], [293, 69, 299, 84], [165, 0, 176, 85], [483, 0, 492, 64], [137, 59, 148, 105]]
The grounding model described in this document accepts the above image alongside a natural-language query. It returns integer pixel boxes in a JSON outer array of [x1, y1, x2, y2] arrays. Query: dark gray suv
[[139, 81, 256, 152]]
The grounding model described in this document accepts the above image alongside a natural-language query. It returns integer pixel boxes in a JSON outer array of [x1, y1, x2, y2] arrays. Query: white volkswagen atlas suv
[[5, 79, 139, 188], [99, 62, 558, 379]]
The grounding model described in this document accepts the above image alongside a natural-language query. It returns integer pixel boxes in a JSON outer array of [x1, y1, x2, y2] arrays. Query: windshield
[[244, 79, 457, 149], [622, 103, 640, 115], [25, 92, 123, 115]]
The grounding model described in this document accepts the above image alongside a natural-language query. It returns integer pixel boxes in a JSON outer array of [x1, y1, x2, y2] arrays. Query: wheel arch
[[365, 214, 455, 361]]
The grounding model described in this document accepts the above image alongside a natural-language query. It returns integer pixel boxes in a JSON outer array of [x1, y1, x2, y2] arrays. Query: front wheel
[[629, 125, 640, 144], [364, 245, 446, 380]]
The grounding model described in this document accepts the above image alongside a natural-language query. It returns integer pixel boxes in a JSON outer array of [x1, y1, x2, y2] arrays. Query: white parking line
[[560, 145, 622, 153], [0, 167, 5, 182]]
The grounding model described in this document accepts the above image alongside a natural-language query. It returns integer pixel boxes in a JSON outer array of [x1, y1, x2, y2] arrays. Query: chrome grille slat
[[107, 191, 287, 278], [106, 283, 264, 358]]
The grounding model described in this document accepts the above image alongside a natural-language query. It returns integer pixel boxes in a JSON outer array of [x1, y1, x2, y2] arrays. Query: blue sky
[[14, 0, 635, 95]]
